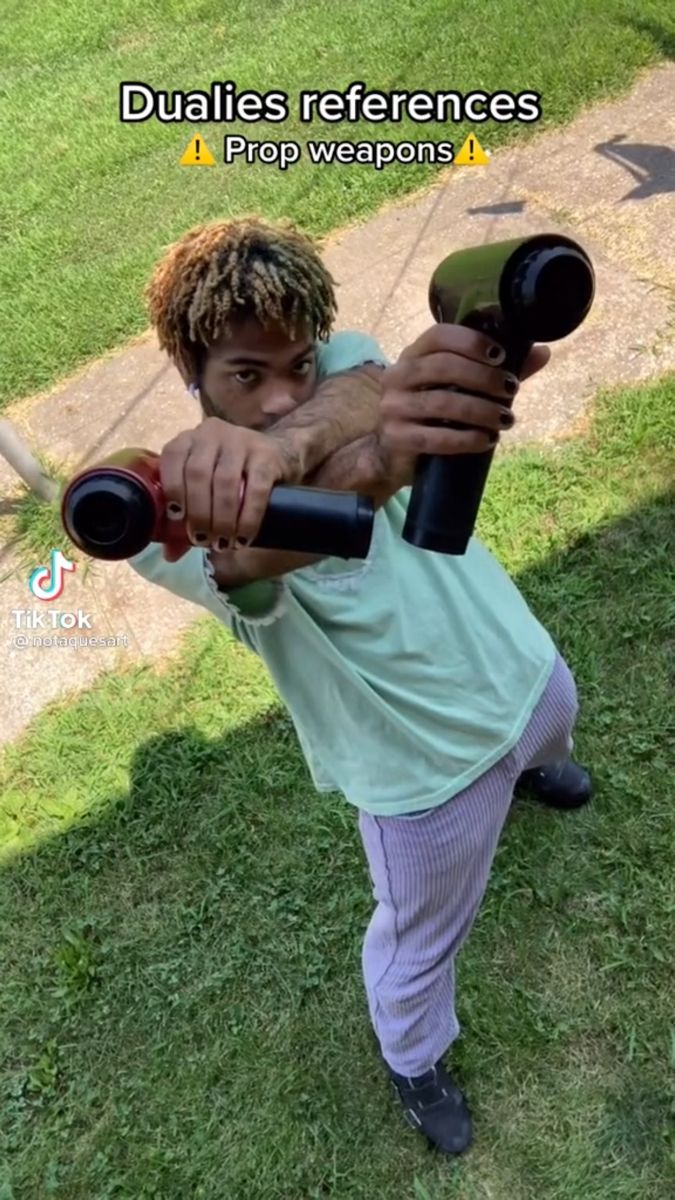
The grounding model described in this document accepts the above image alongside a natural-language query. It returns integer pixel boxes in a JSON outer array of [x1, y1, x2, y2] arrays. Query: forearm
[[208, 544, 324, 591], [208, 435, 415, 591], [304, 433, 415, 507], [267, 364, 385, 478]]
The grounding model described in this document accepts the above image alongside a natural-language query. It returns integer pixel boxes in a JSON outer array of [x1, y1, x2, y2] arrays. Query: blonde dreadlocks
[[145, 216, 338, 382]]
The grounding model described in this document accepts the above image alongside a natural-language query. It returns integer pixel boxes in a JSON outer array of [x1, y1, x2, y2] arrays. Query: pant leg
[[357, 650, 580, 1078], [358, 747, 515, 1076], [516, 652, 580, 773]]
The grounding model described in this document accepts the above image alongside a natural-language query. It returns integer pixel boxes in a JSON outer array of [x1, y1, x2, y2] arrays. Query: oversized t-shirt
[[128, 332, 557, 816]]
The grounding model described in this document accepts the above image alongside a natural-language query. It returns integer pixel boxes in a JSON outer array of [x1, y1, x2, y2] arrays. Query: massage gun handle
[[402, 319, 533, 554], [160, 482, 375, 563]]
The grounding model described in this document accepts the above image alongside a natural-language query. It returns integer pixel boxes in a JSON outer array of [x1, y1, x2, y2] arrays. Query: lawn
[[1, 372, 673, 1199], [1, 0, 674, 408]]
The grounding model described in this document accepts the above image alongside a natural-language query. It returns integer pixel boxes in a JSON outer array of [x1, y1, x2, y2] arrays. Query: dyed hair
[[145, 215, 338, 382]]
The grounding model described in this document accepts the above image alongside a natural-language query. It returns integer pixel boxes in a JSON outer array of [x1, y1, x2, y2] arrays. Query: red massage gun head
[[60, 448, 190, 562]]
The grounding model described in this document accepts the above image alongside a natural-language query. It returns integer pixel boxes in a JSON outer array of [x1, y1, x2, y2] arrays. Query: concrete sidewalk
[[1, 64, 674, 747]]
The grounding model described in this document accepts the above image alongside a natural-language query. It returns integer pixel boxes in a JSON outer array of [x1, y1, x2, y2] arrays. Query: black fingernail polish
[[487, 345, 504, 361], [193, 532, 208, 543], [504, 376, 519, 395], [167, 502, 183, 516], [235, 537, 249, 548], [500, 411, 515, 428], [217, 537, 229, 551]]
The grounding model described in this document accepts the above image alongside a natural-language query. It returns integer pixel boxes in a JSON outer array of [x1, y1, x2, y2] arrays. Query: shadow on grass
[[1, 482, 673, 1199], [628, 16, 675, 61]]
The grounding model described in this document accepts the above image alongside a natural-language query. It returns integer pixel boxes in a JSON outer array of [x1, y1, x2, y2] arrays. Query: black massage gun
[[402, 234, 595, 554]]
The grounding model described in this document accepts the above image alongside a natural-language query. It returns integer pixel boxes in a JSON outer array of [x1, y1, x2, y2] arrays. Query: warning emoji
[[180, 134, 216, 166], [455, 134, 490, 166]]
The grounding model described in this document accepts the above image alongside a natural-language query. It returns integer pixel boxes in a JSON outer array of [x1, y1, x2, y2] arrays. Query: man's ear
[[176, 362, 202, 403]]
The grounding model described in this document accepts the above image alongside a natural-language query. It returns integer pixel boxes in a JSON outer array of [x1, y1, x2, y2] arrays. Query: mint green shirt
[[129, 332, 556, 816]]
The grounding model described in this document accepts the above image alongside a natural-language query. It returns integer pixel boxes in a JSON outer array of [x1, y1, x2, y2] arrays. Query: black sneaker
[[516, 759, 592, 810], [388, 1059, 473, 1155]]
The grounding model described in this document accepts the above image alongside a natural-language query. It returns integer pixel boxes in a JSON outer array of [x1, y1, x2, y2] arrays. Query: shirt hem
[[329, 644, 558, 816], [202, 553, 287, 625]]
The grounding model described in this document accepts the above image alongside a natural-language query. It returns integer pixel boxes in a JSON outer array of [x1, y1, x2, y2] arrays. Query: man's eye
[[294, 360, 313, 376], [235, 370, 258, 384]]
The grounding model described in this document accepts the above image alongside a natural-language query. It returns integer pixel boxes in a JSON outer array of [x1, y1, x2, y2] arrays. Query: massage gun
[[402, 233, 595, 554], [61, 448, 374, 562]]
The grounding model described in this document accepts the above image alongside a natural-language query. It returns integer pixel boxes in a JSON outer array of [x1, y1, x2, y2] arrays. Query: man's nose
[[260, 390, 298, 419]]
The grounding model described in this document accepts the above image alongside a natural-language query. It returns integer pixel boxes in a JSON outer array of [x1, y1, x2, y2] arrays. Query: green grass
[[1, 372, 674, 1199], [11, 487, 68, 571], [3, 454, 71, 569], [0, 454, 96, 587], [1, 0, 674, 409]]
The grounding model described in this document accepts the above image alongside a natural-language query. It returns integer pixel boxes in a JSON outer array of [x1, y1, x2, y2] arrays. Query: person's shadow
[[595, 133, 675, 201], [627, 16, 675, 62], [2, 477, 673, 1193], [593, 19, 675, 201]]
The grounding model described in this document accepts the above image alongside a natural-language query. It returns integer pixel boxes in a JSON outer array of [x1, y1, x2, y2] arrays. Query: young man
[[131, 215, 591, 1156]]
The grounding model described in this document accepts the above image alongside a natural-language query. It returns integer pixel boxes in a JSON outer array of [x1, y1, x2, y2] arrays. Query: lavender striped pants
[[358, 652, 579, 1076]]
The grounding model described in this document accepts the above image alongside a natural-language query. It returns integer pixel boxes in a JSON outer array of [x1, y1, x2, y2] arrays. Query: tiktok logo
[[28, 549, 76, 602]]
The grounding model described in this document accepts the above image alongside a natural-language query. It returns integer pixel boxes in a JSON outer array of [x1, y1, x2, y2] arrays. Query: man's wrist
[[267, 364, 385, 480], [267, 422, 337, 482]]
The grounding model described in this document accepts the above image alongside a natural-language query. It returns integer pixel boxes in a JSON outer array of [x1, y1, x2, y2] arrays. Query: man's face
[[199, 316, 318, 430]]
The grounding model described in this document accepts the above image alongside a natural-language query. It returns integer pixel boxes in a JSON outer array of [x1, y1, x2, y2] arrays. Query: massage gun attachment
[[402, 234, 595, 555], [61, 448, 375, 563]]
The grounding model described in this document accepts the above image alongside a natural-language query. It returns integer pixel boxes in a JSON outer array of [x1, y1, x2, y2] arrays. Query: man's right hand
[[379, 323, 519, 458]]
